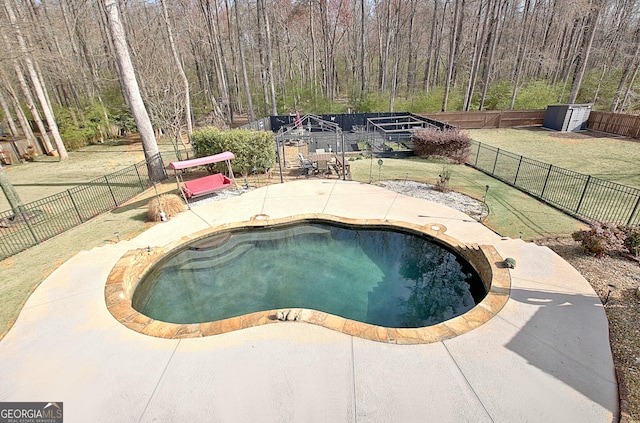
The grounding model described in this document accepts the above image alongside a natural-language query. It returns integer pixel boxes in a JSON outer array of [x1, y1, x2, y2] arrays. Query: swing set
[[169, 151, 239, 206]]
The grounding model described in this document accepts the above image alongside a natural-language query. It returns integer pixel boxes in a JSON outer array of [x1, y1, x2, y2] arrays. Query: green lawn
[[349, 157, 587, 239], [467, 128, 640, 189]]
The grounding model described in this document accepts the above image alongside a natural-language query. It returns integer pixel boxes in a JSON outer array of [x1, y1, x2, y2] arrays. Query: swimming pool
[[105, 215, 511, 343], [132, 221, 485, 328]]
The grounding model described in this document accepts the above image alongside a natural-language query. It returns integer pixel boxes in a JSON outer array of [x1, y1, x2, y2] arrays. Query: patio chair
[[298, 153, 316, 175]]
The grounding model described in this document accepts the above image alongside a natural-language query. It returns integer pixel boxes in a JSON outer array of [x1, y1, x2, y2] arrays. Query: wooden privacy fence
[[419, 109, 640, 140], [587, 111, 640, 139], [421, 110, 546, 129]]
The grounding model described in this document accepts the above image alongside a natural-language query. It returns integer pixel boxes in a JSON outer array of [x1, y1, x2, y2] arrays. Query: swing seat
[[182, 173, 232, 198], [169, 151, 237, 206]]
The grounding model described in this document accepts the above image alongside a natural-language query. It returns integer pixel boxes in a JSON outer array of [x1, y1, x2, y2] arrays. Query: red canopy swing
[[169, 152, 239, 206]]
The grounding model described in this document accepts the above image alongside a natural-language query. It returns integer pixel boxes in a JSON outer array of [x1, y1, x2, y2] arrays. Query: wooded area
[[0, 0, 640, 151]]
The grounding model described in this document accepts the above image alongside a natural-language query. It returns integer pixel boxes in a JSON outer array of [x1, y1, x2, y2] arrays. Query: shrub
[[191, 128, 276, 177], [412, 128, 471, 164], [434, 165, 451, 192], [620, 225, 640, 256], [572, 222, 625, 257], [146, 194, 185, 222]]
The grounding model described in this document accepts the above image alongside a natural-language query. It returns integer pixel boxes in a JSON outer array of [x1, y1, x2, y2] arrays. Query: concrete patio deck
[[0, 180, 619, 422]]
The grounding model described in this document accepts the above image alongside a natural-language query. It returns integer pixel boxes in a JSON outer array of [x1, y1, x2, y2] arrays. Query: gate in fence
[[468, 141, 640, 226], [0, 153, 165, 261]]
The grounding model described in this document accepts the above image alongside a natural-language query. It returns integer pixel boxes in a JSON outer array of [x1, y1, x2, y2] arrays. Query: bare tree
[[234, 0, 256, 121], [103, 0, 163, 182], [161, 0, 192, 135], [3, 0, 68, 159], [0, 74, 38, 147], [442, 0, 462, 112], [0, 88, 18, 138], [568, 0, 603, 104], [611, 20, 640, 111]]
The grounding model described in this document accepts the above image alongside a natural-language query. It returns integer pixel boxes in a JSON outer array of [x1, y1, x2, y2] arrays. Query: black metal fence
[[0, 154, 164, 261], [468, 141, 640, 226]]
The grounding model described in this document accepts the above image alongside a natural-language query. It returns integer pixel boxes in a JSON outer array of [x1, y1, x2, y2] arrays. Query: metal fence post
[[575, 175, 591, 215], [134, 163, 146, 190], [627, 195, 640, 226], [104, 175, 118, 206], [68, 190, 84, 223], [491, 148, 500, 175], [513, 155, 523, 185], [540, 164, 553, 198], [474, 142, 481, 167], [18, 206, 39, 247]]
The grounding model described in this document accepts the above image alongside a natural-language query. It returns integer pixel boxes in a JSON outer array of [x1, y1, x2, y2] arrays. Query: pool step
[[166, 224, 333, 271], [170, 242, 254, 271]]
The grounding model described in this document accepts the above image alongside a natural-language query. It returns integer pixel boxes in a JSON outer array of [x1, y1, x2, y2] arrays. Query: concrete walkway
[[0, 180, 618, 422]]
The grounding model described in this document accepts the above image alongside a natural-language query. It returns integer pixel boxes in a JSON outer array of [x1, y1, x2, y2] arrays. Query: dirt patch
[[549, 129, 609, 140]]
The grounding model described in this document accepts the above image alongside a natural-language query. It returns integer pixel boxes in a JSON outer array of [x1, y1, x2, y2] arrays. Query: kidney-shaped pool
[[106, 215, 510, 343], [133, 220, 486, 328]]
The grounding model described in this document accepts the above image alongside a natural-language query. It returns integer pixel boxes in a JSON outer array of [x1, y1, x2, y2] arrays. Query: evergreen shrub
[[191, 128, 276, 177]]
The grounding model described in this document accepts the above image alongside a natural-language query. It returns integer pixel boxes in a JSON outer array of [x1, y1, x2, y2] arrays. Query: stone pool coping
[[105, 214, 511, 344]]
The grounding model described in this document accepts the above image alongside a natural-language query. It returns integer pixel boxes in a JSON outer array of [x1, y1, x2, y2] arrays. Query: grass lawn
[[349, 157, 587, 239], [0, 137, 178, 211], [467, 128, 640, 189]]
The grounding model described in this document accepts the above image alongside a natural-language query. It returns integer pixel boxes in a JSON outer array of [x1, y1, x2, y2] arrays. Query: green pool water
[[132, 222, 485, 328]]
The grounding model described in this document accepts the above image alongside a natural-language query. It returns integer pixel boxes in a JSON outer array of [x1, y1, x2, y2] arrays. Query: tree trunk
[[509, 0, 532, 110], [479, 0, 504, 110], [592, 63, 607, 104], [611, 30, 640, 111], [423, 0, 439, 92], [3, 0, 68, 159], [568, 0, 602, 104], [464, 0, 490, 111], [8, 56, 53, 153], [389, 1, 401, 112], [1, 76, 38, 147], [620, 59, 640, 111], [256, 0, 271, 115], [103, 0, 163, 182], [161, 0, 192, 136], [234, 0, 256, 121], [0, 89, 19, 138], [310, 0, 318, 100], [406, 0, 418, 91], [442, 0, 461, 112], [212, 2, 233, 123], [360, 0, 366, 93], [260, 0, 278, 115], [0, 163, 23, 215]]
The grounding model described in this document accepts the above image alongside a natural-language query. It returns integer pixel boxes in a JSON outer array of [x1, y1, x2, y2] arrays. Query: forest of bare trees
[[1, 0, 639, 149]]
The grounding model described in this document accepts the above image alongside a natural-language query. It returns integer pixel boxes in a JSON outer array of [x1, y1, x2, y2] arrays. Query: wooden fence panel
[[420, 110, 546, 129], [588, 111, 640, 139]]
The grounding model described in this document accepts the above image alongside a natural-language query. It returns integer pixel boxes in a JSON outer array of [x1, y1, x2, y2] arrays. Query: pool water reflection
[[132, 222, 486, 328]]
